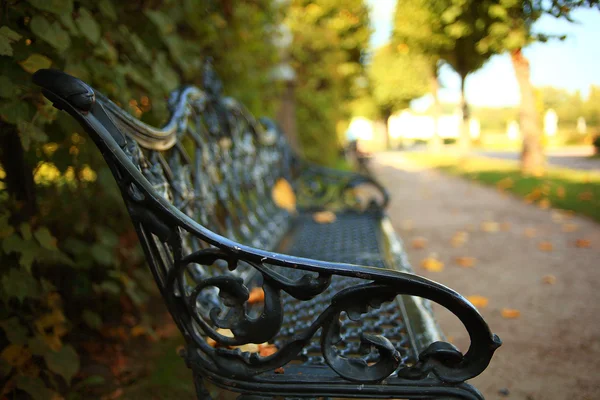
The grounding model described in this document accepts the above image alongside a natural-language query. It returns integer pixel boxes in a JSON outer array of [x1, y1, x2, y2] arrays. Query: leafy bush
[[0, 0, 281, 397]]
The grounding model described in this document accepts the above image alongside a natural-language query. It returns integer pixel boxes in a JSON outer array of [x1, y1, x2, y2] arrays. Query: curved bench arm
[[33, 69, 499, 390]]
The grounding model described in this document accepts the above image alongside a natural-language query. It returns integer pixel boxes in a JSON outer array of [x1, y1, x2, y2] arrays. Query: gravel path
[[373, 152, 600, 400]]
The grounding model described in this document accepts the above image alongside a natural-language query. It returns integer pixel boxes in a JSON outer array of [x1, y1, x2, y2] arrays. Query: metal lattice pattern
[[277, 212, 416, 366]]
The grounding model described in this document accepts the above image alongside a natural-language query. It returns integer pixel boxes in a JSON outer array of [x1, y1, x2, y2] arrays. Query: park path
[[372, 152, 600, 400]]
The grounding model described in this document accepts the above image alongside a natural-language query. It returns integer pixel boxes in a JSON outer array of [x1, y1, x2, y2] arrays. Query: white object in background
[[577, 117, 587, 134], [544, 109, 558, 137], [507, 120, 520, 140], [346, 117, 374, 141]]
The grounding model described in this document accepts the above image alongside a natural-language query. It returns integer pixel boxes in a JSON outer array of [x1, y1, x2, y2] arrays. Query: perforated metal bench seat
[[33, 64, 501, 400]]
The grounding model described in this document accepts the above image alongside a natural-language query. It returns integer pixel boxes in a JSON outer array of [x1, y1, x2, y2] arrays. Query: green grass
[[403, 152, 600, 222]]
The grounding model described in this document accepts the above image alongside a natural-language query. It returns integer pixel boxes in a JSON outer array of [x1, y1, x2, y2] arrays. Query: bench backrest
[[33, 65, 299, 297]]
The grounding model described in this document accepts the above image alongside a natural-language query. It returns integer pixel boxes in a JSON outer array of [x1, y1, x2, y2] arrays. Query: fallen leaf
[[312, 210, 336, 224], [237, 343, 260, 353], [500, 222, 511, 231], [501, 308, 521, 319], [274, 367, 285, 374], [1, 344, 32, 367], [411, 237, 427, 249], [248, 287, 265, 304], [525, 188, 543, 203], [562, 223, 578, 232], [130, 325, 146, 337], [578, 191, 593, 201], [556, 186, 566, 198], [466, 295, 489, 308], [538, 241, 553, 252], [496, 177, 513, 190], [421, 255, 444, 272], [524, 228, 536, 238], [451, 231, 468, 248], [272, 178, 296, 213], [481, 221, 499, 233], [538, 198, 550, 209], [258, 344, 278, 357], [575, 239, 591, 248], [542, 275, 556, 285], [455, 256, 476, 268], [551, 211, 565, 223], [207, 329, 234, 348]]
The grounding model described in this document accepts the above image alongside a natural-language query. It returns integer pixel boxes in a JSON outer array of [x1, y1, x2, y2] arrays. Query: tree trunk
[[0, 122, 37, 223], [459, 73, 471, 153], [383, 109, 392, 150], [510, 48, 545, 174], [429, 74, 442, 152]]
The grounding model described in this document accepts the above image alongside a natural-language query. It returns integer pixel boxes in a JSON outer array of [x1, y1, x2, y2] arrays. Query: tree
[[393, 0, 453, 150], [368, 44, 429, 148], [477, 0, 600, 174], [394, 0, 501, 153], [285, 0, 371, 165]]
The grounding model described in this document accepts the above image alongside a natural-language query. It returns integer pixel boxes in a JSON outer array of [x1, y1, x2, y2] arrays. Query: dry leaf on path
[[312, 211, 336, 224], [451, 231, 469, 247], [421, 255, 444, 272], [524, 228, 537, 238], [455, 256, 476, 268], [538, 198, 551, 209], [274, 367, 285, 374], [272, 178, 296, 213], [467, 295, 489, 308], [500, 222, 511, 231], [411, 237, 428, 249], [542, 275, 557, 285], [481, 221, 499, 233], [575, 239, 591, 248], [562, 223, 578, 232], [501, 308, 521, 319], [248, 287, 265, 304], [538, 241, 553, 251]]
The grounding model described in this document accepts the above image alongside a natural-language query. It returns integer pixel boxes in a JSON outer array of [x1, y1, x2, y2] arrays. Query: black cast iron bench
[[33, 63, 500, 400]]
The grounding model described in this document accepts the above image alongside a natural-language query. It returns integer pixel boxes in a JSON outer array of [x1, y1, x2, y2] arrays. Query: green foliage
[[593, 135, 600, 154], [0, 0, 282, 397], [287, 0, 371, 165], [368, 44, 429, 117]]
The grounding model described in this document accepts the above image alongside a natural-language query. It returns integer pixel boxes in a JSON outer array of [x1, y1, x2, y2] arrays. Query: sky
[[366, 0, 600, 108]]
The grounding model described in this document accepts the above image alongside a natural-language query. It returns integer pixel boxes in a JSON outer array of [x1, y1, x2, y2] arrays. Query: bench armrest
[[173, 239, 501, 386]]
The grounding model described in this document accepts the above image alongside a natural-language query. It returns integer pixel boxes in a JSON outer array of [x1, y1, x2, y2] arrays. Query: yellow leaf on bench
[[313, 211, 336, 224], [272, 178, 296, 213]]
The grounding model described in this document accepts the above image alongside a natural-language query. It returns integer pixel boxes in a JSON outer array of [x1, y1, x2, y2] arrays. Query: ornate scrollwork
[[34, 67, 500, 399]]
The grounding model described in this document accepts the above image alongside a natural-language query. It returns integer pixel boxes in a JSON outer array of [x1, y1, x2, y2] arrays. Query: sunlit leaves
[[1, 269, 39, 303], [30, 15, 71, 53], [0, 26, 22, 56], [74, 8, 100, 44], [45, 344, 79, 384], [19, 53, 52, 74], [27, 0, 73, 15]]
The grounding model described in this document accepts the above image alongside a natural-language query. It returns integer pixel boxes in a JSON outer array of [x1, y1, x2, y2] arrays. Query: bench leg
[[193, 373, 211, 400]]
